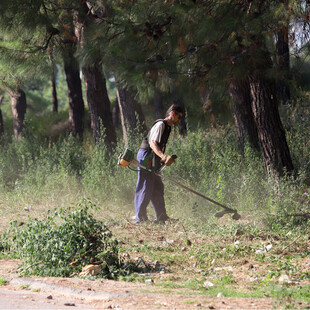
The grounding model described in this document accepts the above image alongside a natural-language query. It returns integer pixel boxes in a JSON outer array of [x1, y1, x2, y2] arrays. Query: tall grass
[[0, 102, 309, 233]]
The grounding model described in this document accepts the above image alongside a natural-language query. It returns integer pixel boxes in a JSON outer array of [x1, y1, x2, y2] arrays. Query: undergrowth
[[0, 106, 309, 232]]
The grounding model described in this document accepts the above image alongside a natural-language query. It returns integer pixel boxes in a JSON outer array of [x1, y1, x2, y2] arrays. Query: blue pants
[[134, 148, 168, 223]]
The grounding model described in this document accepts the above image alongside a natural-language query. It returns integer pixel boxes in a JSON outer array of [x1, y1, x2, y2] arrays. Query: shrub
[[0, 199, 120, 278]]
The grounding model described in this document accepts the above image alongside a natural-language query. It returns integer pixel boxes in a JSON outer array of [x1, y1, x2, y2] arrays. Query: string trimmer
[[118, 148, 241, 220]]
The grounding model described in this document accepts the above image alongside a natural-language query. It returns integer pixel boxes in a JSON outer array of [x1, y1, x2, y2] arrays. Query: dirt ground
[[0, 258, 278, 310], [0, 214, 309, 309]]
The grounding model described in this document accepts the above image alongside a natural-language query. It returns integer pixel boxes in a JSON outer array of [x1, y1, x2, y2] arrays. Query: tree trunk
[[112, 98, 120, 128], [63, 50, 85, 139], [0, 95, 4, 138], [0, 109, 3, 138], [229, 77, 260, 154], [201, 86, 217, 128], [8, 89, 27, 139], [244, 27, 294, 176], [154, 88, 164, 119], [83, 64, 116, 146], [172, 97, 187, 136], [48, 44, 58, 113], [116, 82, 147, 147], [276, 25, 290, 104], [51, 66, 58, 113], [73, 5, 116, 146], [172, 89, 187, 136], [249, 76, 294, 176]]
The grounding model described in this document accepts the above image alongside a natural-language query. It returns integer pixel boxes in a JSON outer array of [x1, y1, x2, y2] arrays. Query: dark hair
[[165, 104, 184, 118]]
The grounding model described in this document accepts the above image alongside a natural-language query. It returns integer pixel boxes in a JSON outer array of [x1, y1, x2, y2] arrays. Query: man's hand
[[161, 154, 175, 166]]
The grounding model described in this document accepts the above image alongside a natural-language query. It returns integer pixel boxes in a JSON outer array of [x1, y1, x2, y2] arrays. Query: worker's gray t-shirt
[[148, 121, 165, 144]]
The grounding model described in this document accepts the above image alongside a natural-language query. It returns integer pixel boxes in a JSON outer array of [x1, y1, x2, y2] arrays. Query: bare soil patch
[[0, 259, 275, 309]]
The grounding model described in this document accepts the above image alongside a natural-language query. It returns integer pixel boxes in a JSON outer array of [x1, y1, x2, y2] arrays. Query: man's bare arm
[[149, 140, 164, 159]]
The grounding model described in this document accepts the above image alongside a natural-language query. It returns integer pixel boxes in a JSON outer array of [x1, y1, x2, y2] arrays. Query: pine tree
[[80, 0, 296, 175], [48, 46, 58, 113], [74, 2, 116, 146], [0, 95, 4, 138], [0, 0, 57, 138], [59, 8, 85, 139], [0, 0, 308, 176], [116, 80, 147, 146], [229, 77, 260, 154], [0, 29, 50, 139]]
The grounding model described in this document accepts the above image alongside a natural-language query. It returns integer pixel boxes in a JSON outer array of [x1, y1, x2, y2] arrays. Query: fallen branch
[[282, 234, 302, 251]]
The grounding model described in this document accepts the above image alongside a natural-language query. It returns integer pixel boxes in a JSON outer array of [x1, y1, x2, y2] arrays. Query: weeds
[[0, 114, 309, 231], [19, 284, 30, 290], [32, 288, 41, 292], [0, 277, 7, 286]]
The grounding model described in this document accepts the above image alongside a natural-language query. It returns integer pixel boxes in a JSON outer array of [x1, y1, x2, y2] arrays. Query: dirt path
[[0, 277, 273, 310], [0, 259, 276, 310], [0, 288, 96, 310]]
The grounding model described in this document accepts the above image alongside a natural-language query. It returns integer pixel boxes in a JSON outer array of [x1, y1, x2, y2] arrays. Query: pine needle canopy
[[0, 29, 52, 90], [76, 0, 302, 89], [0, 0, 62, 90]]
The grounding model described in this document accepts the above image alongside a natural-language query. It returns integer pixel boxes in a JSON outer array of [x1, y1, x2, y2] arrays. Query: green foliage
[[0, 278, 7, 286], [24, 67, 69, 115], [0, 30, 50, 90], [282, 101, 310, 175], [81, 143, 116, 199], [0, 199, 120, 278], [0, 133, 86, 194]]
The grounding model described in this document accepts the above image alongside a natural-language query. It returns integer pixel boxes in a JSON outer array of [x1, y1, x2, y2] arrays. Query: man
[[134, 104, 184, 223]]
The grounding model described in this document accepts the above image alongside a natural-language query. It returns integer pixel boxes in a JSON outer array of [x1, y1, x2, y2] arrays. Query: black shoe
[[135, 219, 149, 225], [166, 217, 179, 223], [153, 219, 166, 224]]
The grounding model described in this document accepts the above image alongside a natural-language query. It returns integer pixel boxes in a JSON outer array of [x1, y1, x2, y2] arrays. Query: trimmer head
[[232, 212, 241, 220], [215, 209, 241, 220]]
